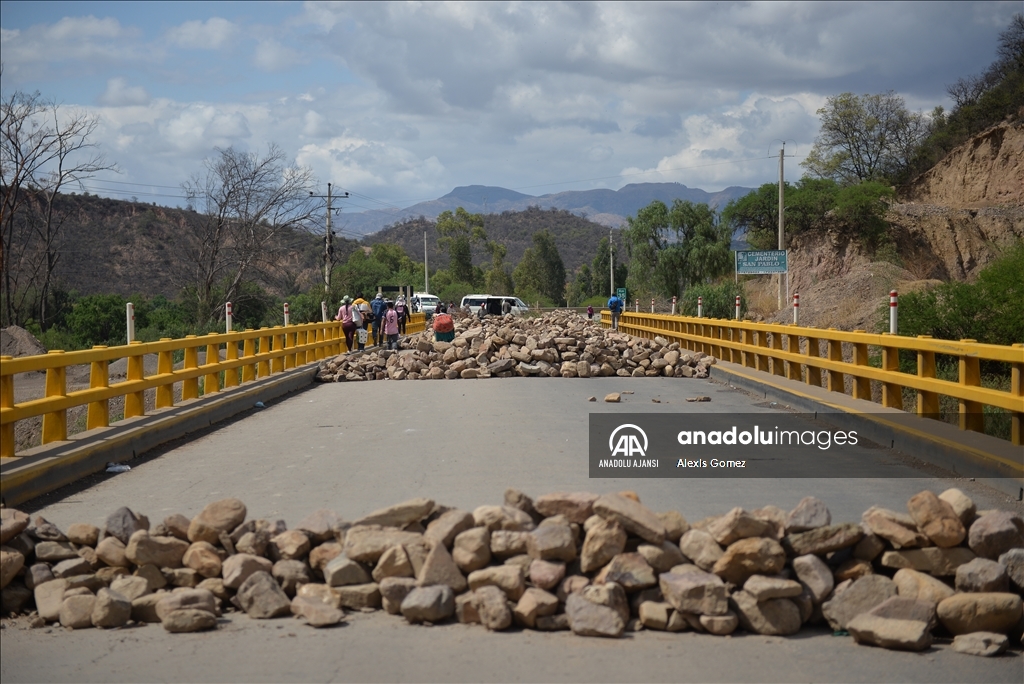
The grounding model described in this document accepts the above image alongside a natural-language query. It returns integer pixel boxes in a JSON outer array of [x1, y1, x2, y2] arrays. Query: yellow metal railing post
[[852, 331, 871, 401], [224, 335, 239, 388], [125, 341, 146, 418], [755, 330, 770, 373], [916, 335, 939, 417], [786, 328, 801, 381], [315, 326, 325, 361], [827, 331, 845, 394], [741, 328, 755, 368], [42, 351, 67, 444], [804, 328, 822, 388], [257, 328, 271, 378], [156, 339, 174, 409], [959, 339, 983, 433], [272, 327, 285, 374], [1, 356, 15, 457], [183, 337, 199, 401], [1012, 343, 1023, 446], [769, 331, 784, 376], [87, 346, 109, 430], [204, 335, 220, 395], [242, 333, 257, 383], [283, 329, 294, 370], [881, 333, 903, 409]]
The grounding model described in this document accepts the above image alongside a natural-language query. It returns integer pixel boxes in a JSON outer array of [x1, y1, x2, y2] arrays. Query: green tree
[[679, 282, 746, 319], [62, 293, 127, 347], [512, 230, 565, 304], [623, 201, 669, 299], [802, 91, 927, 184], [436, 207, 486, 285], [565, 264, 594, 306], [484, 241, 514, 295]]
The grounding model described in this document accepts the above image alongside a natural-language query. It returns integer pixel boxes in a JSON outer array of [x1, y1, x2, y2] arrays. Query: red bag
[[432, 313, 454, 333]]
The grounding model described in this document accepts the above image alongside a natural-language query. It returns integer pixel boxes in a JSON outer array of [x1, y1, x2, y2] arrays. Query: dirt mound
[[901, 118, 1024, 208], [1, 326, 47, 358]]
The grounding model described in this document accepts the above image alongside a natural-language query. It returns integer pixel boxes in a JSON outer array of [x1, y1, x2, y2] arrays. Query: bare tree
[[1, 77, 115, 327], [180, 145, 317, 325]]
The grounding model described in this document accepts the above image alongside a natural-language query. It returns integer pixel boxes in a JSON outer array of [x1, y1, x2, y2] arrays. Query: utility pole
[[424, 231, 429, 294], [609, 229, 614, 297], [310, 183, 349, 300], [777, 145, 785, 310]]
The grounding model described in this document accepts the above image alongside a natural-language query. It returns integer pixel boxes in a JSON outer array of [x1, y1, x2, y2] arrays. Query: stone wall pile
[[315, 311, 715, 382], [1, 489, 1022, 657]]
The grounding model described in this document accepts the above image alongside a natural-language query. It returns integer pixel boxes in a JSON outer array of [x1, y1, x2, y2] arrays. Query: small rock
[[730, 590, 800, 636], [269, 530, 311, 561], [743, 574, 803, 601], [293, 509, 344, 545], [33, 541, 79, 562], [323, 554, 372, 587], [468, 565, 524, 601], [291, 595, 344, 627], [154, 588, 218, 621], [95, 536, 129, 568], [60, 594, 96, 629], [125, 530, 188, 569], [880, 547, 976, 576], [0, 509, 30, 545], [678, 529, 724, 572], [892, 568, 955, 604], [272, 559, 312, 597], [782, 523, 863, 557], [335, 583, 381, 610], [936, 592, 1023, 635], [657, 511, 690, 543], [580, 518, 627, 573], [955, 557, 1009, 593], [104, 507, 149, 545], [452, 527, 491, 573], [110, 575, 151, 602], [182, 541, 222, 578], [938, 488, 976, 526], [188, 498, 247, 544], [416, 542, 467, 593], [162, 608, 217, 633], [785, 497, 831, 533], [700, 611, 739, 635], [34, 578, 68, 621], [712, 537, 786, 585], [968, 511, 1024, 560], [907, 490, 965, 548], [597, 552, 658, 592], [821, 575, 897, 631], [792, 554, 834, 603], [237, 571, 291, 619], [423, 509, 474, 549], [297, 582, 343, 610], [951, 631, 1009, 657], [534, 492, 600, 524], [400, 585, 455, 624], [593, 493, 665, 546], [659, 570, 728, 616], [604, 393, 621, 403], [847, 613, 932, 651], [998, 548, 1024, 591], [638, 601, 671, 630], [0, 547, 25, 589], [473, 585, 513, 631], [528, 559, 566, 591], [66, 523, 100, 547], [91, 588, 132, 628], [565, 593, 624, 637], [707, 507, 773, 546], [355, 498, 435, 528], [372, 544, 414, 582], [379, 576, 417, 615]]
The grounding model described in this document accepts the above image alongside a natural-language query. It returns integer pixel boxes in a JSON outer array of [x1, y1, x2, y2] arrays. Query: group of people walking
[[335, 292, 409, 352]]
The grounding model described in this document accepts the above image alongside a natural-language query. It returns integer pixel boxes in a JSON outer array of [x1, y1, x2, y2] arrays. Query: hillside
[[339, 182, 752, 236], [364, 207, 621, 275], [758, 118, 1024, 330], [3, 192, 358, 302]]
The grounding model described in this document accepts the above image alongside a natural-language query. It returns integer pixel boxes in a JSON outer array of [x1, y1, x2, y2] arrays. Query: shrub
[[679, 282, 746, 319]]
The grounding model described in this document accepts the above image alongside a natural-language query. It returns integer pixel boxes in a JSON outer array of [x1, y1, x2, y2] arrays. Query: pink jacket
[[384, 309, 400, 335], [335, 305, 353, 325]]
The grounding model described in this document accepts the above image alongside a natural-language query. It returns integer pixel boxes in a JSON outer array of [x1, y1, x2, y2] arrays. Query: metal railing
[[603, 311, 1024, 446], [0, 314, 426, 458]]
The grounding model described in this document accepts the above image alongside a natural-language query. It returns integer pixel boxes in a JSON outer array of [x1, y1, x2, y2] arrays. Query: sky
[[1, 1, 1019, 217]]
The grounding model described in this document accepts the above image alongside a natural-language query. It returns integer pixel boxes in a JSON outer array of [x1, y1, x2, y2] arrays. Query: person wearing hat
[[370, 293, 387, 346], [334, 296, 357, 352], [395, 295, 408, 335]]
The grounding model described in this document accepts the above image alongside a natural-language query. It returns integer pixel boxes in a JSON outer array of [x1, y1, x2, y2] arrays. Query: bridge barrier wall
[[0, 314, 426, 459], [601, 310, 1024, 448]]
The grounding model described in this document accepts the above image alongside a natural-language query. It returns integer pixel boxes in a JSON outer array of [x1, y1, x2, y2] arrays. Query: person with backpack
[[607, 294, 623, 331], [334, 296, 356, 351], [395, 296, 408, 334], [383, 300, 401, 350], [587, 304, 595, 320], [370, 293, 387, 346]]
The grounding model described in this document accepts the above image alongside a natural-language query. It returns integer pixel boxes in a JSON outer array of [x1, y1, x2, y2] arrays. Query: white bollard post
[[321, 301, 328, 323], [671, 296, 677, 315], [889, 290, 898, 335], [634, 299, 639, 313], [126, 302, 135, 344], [697, 296, 703, 318], [735, 295, 741, 321], [225, 302, 233, 333], [793, 293, 800, 325], [283, 302, 290, 327], [651, 298, 655, 314]]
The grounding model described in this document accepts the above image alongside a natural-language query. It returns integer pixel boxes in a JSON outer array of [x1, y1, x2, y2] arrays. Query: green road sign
[[616, 288, 627, 301], [735, 250, 788, 274]]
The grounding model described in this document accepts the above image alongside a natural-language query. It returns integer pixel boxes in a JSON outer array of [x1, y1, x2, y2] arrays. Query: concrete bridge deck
[[2, 375, 1021, 683]]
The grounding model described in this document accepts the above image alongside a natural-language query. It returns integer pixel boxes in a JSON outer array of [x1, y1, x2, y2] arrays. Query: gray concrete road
[[3, 376, 1021, 683]]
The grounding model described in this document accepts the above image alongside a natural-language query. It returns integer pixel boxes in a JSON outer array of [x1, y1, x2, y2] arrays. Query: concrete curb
[[710, 360, 1023, 500], [0, 365, 319, 507]]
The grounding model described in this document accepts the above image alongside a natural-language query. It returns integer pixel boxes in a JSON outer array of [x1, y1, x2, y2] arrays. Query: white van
[[414, 293, 440, 315], [460, 294, 529, 316]]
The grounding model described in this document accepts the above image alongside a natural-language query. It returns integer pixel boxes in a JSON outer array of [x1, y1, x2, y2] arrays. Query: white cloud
[[0, 15, 145, 77], [296, 135, 446, 195], [98, 77, 151, 107], [253, 39, 303, 72], [165, 17, 238, 50]]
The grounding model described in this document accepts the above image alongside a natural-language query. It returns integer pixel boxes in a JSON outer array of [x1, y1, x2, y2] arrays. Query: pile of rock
[[315, 311, 715, 382], [1, 488, 1021, 657]]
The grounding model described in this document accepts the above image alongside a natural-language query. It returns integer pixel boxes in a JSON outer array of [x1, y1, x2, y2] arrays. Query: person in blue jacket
[[607, 294, 623, 330], [370, 293, 387, 346]]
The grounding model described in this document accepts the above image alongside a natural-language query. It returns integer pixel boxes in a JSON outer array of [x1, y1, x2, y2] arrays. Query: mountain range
[[339, 182, 754, 236]]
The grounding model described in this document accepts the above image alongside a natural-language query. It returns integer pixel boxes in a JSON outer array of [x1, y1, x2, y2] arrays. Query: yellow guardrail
[[602, 311, 1024, 446], [0, 314, 426, 458]]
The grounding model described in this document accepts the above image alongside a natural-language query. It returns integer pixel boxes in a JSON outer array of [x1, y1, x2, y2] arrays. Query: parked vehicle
[[460, 294, 530, 316], [414, 293, 440, 315]]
